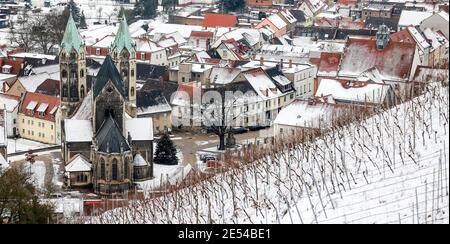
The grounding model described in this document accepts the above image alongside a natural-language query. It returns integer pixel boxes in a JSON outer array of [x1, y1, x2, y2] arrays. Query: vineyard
[[77, 82, 449, 224]]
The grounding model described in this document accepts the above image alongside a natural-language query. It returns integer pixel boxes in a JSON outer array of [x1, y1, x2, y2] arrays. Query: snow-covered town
[[0, 0, 448, 225]]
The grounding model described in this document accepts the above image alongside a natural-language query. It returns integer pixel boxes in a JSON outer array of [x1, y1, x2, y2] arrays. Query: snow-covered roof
[[133, 153, 148, 167], [64, 119, 93, 143], [0, 94, 20, 112], [423, 28, 448, 51], [135, 38, 164, 53], [209, 67, 241, 85], [243, 69, 282, 100], [92, 35, 116, 48], [9, 52, 56, 61], [437, 11, 449, 22], [398, 11, 432, 27], [71, 91, 93, 120], [65, 154, 91, 172], [19, 65, 60, 92], [316, 79, 390, 105], [125, 118, 153, 141], [407, 27, 430, 50], [274, 99, 337, 129], [268, 14, 288, 30]]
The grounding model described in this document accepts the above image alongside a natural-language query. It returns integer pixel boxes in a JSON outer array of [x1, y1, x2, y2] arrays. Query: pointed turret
[[111, 15, 134, 53], [61, 13, 84, 54]]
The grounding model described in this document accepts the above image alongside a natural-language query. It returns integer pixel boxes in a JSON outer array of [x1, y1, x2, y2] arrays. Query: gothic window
[[131, 69, 134, 77], [61, 53, 66, 60], [80, 85, 85, 98], [80, 69, 84, 78], [122, 69, 128, 77], [100, 158, 106, 180], [62, 85, 68, 97], [62, 70, 68, 79], [70, 51, 76, 60], [130, 87, 135, 97], [112, 159, 118, 181], [124, 157, 129, 179]]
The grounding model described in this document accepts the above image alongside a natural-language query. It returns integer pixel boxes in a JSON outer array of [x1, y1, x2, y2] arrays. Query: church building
[[61, 14, 154, 196]]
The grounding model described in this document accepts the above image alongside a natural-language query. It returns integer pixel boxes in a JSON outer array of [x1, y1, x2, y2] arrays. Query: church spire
[[61, 13, 84, 53], [111, 15, 134, 53]]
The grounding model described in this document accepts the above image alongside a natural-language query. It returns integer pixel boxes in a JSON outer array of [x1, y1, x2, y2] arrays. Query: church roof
[[61, 14, 84, 54], [93, 55, 127, 98], [133, 153, 148, 167], [96, 116, 130, 153], [65, 154, 92, 172], [111, 15, 134, 53]]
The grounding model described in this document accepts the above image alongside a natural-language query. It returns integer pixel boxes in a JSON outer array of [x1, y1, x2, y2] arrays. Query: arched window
[[100, 158, 106, 180], [61, 70, 68, 79], [112, 159, 118, 181], [62, 85, 68, 97], [124, 157, 129, 179], [130, 87, 135, 97], [80, 69, 84, 78], [80, 85, 85, 98]]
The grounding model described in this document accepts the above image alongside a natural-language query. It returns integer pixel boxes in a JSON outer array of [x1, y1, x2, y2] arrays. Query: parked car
[[231, 127, 249, 134]]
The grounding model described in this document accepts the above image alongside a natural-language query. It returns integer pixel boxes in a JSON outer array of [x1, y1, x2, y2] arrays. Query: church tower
[[110, 15, 137, 115], [59, 13, 87, 118]]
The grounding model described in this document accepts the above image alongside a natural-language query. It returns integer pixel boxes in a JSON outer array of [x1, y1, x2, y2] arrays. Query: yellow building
[[18, 92, 61, 145]]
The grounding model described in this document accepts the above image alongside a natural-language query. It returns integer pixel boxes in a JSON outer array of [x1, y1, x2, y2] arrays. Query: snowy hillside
[[81, 83, 449, 224]]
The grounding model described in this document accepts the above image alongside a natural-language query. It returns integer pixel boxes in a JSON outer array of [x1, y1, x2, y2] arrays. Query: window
[[22, 129, 25, 134], [80, 69, 84, 78], [13, 119, 16, 124], [100, 159, 106, 180], [141, 53, 145, 60], [131, 69, 135, 77], [22, 119, 24, 123], [51, 125, 53, 130], [112, 159, 118, 181], [80, 85, 85, 98], [96, 48, 100, 56], [131, 87, 135, 97], [124, 158, 129, 179]]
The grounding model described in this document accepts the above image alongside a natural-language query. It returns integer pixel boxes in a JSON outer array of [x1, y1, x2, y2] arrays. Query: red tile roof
[[317, 52, 342, 76], [190, 31, 214, 38], [203, 13, 237, 28], [339, 36, 416, 80], [19, 92, 60, 122], [36, 79, 60, 96], [390, 29, 415, 43]]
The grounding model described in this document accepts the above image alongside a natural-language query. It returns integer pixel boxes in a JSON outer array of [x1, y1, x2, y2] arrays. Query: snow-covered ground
[[136, 148, 191, 195], [7, 138, 54, 153], [85, 82, 449, 224]]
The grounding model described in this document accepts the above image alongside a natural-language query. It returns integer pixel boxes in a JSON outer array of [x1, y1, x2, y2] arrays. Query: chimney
[[260, 56, 264, 66], [289, 59, 293, 68]]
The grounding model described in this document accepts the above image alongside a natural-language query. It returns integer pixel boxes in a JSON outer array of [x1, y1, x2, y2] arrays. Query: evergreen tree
[[66, 0, 81, 24], [219, 0, 246, 13], [79, 11, 87, 29], [162, 0, 176, 12], [133, 0, 158, 19], [154, 133, 179, 165], [118, 7, 134, 24]]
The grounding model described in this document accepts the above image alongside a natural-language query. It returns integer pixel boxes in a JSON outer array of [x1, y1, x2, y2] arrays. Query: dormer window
[[2, 65, 12, 74]]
